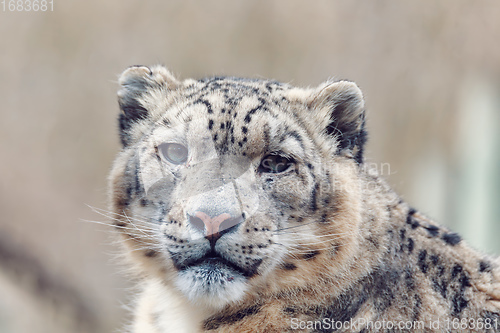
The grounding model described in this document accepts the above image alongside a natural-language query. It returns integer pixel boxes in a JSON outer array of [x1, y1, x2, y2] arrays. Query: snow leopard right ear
[[117, 65, 179, 147], [307, 80, 367, 164]]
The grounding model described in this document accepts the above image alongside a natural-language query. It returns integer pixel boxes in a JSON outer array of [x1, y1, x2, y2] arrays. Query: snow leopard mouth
[[175, 251, 261, 278], [174, 254, 254, 306]]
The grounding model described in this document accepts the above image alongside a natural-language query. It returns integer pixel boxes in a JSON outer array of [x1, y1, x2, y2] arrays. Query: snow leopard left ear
[[117, 65, 179, 147], [308, 80, 367, 164]]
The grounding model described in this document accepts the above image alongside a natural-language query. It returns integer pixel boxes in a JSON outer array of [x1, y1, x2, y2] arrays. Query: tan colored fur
[[109, 65, 500, 332]]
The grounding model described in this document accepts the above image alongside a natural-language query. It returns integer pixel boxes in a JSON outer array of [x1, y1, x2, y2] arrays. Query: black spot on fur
[[406, 208, 420, 229], [144, 250, 157, 257], [451, 292, 469, 316], [203, 304, 261, 330], [432, 277, 448, 298], [424, 225, 440, 237], [281, 262, 297, 270], [400, 229, 406, 240], [451, 264, 463, 279], [302, 250, 320, 260], [418, 250, 429, 274], [479, 261, 491, 272], [310, 182, 319, 212], [407, 238, 414, 253], [196, 99, 213, 114], [208, 119, 214, 130], [406, 208, 416, 221], [241, 126, 248, 134], [404, 270, 416, 290], [133, 171, 142, 196], [459, 274, 471, 289], [114, 221, 126, 228], [441, 232, 461, 246]]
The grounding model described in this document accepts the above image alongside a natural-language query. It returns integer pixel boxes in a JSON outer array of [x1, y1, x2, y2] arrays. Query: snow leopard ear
[[308, 80, 367, 163], [117, 65, 179, 147]]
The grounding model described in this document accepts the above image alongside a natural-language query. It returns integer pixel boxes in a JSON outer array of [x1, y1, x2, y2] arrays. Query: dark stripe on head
[[302, 250, 320, 260], [310, 182, 319, 212], [406, 208, 416, 220], [281, 131, 305, 152], [441, 232, 461, 246], [281, 262, 297, 270], [479, 261, 491, 272], [243, 97, 266, 124], [195, 99, 213, 114], [424, 225, 440, 237], [406, 209, 420, 229]]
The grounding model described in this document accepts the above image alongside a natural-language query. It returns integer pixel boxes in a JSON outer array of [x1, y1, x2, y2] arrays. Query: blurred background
[[1, 0, 499, 332]]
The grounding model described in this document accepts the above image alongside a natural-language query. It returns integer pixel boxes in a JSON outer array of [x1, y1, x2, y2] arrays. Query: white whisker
[[87, 205, 158, 227]]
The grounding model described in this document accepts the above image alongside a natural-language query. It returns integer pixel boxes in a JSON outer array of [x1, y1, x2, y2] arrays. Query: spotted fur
[[109, 65, 500, 332]]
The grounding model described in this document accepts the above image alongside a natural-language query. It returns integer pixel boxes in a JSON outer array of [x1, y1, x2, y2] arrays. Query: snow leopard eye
[[158, 143, 188, 164], [259, 154, 294, 173]]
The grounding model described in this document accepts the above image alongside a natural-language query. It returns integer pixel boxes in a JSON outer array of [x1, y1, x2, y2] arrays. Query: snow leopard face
[[109, 65, 365, 308]]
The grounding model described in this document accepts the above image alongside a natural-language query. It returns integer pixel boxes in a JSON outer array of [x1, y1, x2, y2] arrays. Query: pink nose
[[194, 212, 231, 246], [195, 212, 231, 236]]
